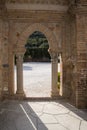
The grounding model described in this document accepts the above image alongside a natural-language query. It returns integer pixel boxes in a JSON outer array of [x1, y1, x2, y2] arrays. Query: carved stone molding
[[48, 49, 59, 63], [66, 57, 75, 69], [16, 53, 24, 63]]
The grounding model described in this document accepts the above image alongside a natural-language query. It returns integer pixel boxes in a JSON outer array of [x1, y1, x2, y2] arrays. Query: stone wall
[[0, 19, 9, 98], [0, 0, 87, 108], [61, 14, 76, 101], [0, 19, 3, 98], [2, 21, 9, 95], [65, 13, 77, 104], [76, 14, 87, 108]]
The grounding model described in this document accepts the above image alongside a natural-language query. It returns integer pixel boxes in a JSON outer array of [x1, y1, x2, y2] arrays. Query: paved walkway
[[0, 100, 87, 130]]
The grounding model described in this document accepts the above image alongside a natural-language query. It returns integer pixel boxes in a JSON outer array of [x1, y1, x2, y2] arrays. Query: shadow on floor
[[23, 66, 32, 71], [0, 100, 87, 130], [54, 100, 87, 121], [0, 100, 48, 130]]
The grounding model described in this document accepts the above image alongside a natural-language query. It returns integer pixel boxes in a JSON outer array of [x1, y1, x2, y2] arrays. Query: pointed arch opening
[[23, 31, 51, 97], [14, 23, 59, 99]]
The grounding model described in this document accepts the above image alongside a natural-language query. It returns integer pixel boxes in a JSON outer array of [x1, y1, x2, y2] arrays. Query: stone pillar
[[0, 20, 3, 99], [59, 54, 63, 96], [8, 21, 15, 96], [49, 50, 59, 97], [8, 53, 15, 95], [16, 54, 25, 96], [75, 14, 87, 108]]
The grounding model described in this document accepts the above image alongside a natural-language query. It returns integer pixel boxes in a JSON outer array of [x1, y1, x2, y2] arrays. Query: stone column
[[8, 21, 15, 95], [49, 50, 59, 97], [16, 54, 25, 96], [59, 54, 63, 96], [8, 53, 15, 95]]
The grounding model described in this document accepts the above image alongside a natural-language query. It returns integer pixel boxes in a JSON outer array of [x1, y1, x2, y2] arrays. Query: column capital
[[16, 53, 24, 57], [66, 57, 75, 69], [16, 53, 24, 63], [48, 49, 58, 63]]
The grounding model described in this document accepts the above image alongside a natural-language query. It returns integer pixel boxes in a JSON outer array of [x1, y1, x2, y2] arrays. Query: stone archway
[[17, 23, 58, 52], [15, 23, 59, 98]]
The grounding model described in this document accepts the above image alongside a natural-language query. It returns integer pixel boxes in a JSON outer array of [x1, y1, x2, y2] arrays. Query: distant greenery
[[58, 72, 60, 89], [58, 72, 60, 83], [24, 31, 51, 62]]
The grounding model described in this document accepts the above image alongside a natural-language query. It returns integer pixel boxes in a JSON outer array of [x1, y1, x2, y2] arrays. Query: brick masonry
[[0, 0, 87, 108]]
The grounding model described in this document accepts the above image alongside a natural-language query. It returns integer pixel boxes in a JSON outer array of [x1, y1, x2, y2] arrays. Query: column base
[[16, 90, 25, 97], [51, 91, 59, 98]]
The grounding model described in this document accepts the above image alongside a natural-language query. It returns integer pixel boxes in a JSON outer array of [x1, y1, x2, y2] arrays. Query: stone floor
[[0, 100, 87, 130]]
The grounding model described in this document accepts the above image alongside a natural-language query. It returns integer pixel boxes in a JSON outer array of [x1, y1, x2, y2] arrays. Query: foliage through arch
[[24, 31, 51, 62]]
